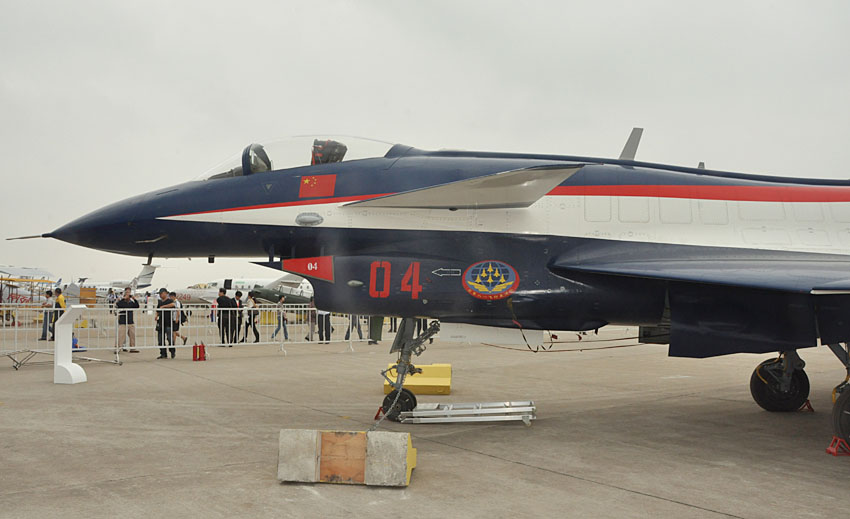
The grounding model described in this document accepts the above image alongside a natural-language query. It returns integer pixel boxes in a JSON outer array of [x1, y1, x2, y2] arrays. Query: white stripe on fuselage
[[161, 196, 850, 256]]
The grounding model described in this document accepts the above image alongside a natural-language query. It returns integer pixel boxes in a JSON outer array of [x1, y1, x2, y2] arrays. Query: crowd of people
[[37, 287, 66, 341], [105, 287, 184, 359], [213, 288, 264, 347], [36, 285, 427, 358], [111, 286, 268, 359]]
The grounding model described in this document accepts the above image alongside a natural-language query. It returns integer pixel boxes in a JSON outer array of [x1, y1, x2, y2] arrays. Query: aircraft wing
[[0, 265, 56, 281], [552, 257, 850, 294], [550, 244, 850, 357], [343, 164, 584, 209]]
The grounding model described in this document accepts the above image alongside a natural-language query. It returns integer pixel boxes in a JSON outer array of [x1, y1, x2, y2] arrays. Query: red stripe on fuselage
[[171, 193, 394, 217], [547, 185, 850, 202], [171, 184, 850, 218]]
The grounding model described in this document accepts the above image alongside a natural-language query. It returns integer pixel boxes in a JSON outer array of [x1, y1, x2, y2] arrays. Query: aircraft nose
[[50, 210, 118, 250], [49, 215, 95, 246], [49, 197, 144, 254]]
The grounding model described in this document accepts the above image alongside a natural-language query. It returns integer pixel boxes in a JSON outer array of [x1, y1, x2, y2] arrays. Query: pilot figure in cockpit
[[311, 139, 347, 165]]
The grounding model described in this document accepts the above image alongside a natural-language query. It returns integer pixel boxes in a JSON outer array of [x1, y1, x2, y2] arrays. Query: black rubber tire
[[382, 388, 417, 422], [749, 360, 810, 412], [402, 388, 417, 409], [832, 388, 850, 442]]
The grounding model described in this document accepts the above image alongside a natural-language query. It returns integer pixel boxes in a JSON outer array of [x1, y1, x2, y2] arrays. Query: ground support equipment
[[398, 401, 537, 426]]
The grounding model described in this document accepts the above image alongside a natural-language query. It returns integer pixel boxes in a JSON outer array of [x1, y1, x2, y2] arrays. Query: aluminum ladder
[[398, 400, 536, 425]]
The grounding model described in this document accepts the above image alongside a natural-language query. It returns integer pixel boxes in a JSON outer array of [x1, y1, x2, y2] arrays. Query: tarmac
[[1, 329, 849, 519]]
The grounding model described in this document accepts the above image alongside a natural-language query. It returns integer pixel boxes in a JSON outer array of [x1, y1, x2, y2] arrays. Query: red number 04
[[401, 262, 422, 299], [369, 261, 391, 298], [368, 261, 423, 299]]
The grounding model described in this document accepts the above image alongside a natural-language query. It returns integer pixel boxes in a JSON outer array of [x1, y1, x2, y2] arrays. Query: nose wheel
[[749, 352, 810, 412], [382, 388, 417, 421]]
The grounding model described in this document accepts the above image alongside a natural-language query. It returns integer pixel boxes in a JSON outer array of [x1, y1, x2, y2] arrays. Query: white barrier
[[0, 303, 376, 369], [54, 305, 86, 384]]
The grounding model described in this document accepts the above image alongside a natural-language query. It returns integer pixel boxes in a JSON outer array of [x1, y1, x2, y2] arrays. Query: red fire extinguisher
[[193, 343, 206, 361]]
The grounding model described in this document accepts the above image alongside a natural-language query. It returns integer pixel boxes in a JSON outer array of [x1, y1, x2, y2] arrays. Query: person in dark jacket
[[115, 287, 140, 353], [155, 288, 176, 359], [216, 288, 232, 346]]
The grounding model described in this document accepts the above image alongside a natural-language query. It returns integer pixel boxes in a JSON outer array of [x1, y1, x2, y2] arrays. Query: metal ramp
[[398, 401, 536, 425]]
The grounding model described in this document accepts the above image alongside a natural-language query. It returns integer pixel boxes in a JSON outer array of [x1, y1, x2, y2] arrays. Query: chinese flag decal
[[282, 256, 334, 282], [299, 174, 336, 198]]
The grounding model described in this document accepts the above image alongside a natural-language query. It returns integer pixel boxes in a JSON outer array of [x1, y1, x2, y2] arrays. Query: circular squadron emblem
[[462, 260, 520, 300]]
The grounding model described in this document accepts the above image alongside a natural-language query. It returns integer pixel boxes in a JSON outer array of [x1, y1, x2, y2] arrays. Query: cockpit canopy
[[197, 135, 396, 181]]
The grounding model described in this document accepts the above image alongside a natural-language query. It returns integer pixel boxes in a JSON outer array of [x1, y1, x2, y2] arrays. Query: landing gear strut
[[373, 317, 440, 426], [749, 351, 810, 412]]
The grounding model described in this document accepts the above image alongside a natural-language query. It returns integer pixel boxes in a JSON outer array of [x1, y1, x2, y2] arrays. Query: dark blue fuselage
[[50, 145, 850, 357]]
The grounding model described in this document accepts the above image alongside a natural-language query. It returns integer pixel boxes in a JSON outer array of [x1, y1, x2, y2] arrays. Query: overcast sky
[[2, 1, 849, 289]]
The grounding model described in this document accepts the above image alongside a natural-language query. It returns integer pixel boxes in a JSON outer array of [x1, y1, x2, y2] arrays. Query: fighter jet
[[23, 132, 850, 443]]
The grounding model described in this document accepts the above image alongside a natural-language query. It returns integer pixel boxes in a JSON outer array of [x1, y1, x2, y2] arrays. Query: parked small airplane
[[22, 132, 850, 443], [174, 274, 312, 304], [0, 265, 58, 304], [63, 264, 158, 302]]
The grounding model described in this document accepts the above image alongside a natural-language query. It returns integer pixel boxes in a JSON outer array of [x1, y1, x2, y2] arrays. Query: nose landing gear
[[372, 317, 440, 428], [749, 351, 810, 412]]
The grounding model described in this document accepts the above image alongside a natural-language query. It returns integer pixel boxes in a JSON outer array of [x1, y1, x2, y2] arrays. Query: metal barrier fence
[[0, 303, 372, 367]]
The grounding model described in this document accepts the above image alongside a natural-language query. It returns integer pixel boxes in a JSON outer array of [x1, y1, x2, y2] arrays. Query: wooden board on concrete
[[278, 429, 416, 487], [319, 431, 366, 484]]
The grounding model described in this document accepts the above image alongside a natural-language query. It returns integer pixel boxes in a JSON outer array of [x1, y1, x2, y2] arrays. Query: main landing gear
[[749, 351, 810, 412], [373, 317, 440, 426], [826, 343, 850, 446], [749, 345, 850, 449]]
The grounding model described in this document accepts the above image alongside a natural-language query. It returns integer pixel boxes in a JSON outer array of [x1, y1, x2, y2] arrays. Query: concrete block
[[277, 429, 320, 482], [365, 431, 416, 487], [278, 429, 416, 487]]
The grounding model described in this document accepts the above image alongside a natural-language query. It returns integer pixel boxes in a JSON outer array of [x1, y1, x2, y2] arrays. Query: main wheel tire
[[749, 360, 810, 412], [382, 388, 417, 422], [832, 388, 850, 442]]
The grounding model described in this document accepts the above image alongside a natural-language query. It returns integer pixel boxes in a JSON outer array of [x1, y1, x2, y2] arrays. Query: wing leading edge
[[552, 258, 850, 294], [343, 164, 584, 209]]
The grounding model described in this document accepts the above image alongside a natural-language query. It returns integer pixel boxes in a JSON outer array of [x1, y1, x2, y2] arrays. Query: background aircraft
[[32, 132, 850, 444], [0, 265, 58, 304], [63, 264, 158, 302], [172, 273, 312, 304]]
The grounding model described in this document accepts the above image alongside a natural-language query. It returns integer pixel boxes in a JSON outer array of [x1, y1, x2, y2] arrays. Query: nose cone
[[50, 196, 146, 254], [51, 210, 119, 252], [49, 213, 103, 249]]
